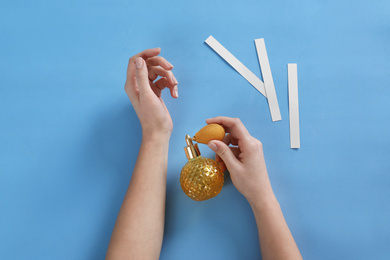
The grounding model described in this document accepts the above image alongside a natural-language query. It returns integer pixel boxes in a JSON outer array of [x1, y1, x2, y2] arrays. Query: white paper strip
[[205, 35, 266, 98], [255, 38, 282, 122], [288, 63, 300, 148]]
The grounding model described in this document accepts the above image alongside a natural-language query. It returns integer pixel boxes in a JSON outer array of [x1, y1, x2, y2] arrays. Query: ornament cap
[[184, 135, 200, 160]]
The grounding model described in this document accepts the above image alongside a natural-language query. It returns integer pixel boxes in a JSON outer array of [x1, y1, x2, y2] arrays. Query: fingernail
[[167, 61, 174, 68], [136, 57, 143, 69], [208, 141, 217, 151], [171, 74, 178, 85], [174, 86, 178, 98]]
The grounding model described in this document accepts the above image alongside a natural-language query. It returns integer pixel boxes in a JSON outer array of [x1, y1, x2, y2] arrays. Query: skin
[[105, 48, 177, 260], [106, 48, 302, 260], [207, 117, 303, 260]]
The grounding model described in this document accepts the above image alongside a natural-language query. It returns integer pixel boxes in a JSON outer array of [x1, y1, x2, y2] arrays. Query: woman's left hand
[[124, 48, 178, 140]]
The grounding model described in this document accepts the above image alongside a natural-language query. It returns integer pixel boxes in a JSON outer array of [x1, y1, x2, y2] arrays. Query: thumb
[[135, 57, 152, 97], [208, 140, 240, 172]]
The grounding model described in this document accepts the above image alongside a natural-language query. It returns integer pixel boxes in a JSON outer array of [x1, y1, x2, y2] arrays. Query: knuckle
[[254, 139, 263, 151], [247, 138, 261, 151], [124, 81, 131, 91], [219, 146, 228, 157], [256, 139, 263, 149], [232, 117, 242, 127], [148, 56, 157, 64]]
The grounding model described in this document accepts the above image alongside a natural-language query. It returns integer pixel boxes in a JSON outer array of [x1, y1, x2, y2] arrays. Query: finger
[[150, 82, 162, 97], [135, 57, 153, 97], [146, 56, 174, 70], [222, 133, 239, 146], [127, 48, 161, 78], [148, 66, 178, 85], [126, 48, 161, 96], [206, 117, 251, 143], [217, 134, 238, 166], [132, 48, 161, 61], [216, 159, 226, 172], [215, 146, 241, 163], [229, 146, 241, 157], [208, 140, 241, 172], [154, 78, 178, 98]]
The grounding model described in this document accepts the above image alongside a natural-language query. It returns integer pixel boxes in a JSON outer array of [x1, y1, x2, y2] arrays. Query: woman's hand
[[207, 117, 303, 260], [206, 117, 273, 206], [125, 48, 178, 140]]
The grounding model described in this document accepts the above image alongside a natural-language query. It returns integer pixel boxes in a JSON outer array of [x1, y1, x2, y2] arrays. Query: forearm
[[106, 135, 169, 260], [250, 188, 302, 260]]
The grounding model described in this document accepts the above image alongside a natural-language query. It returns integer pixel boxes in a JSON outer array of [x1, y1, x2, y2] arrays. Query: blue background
[[1, 0, 389, 259]]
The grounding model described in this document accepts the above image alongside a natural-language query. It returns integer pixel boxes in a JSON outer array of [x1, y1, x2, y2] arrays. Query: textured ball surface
[[180, 156, 224, 201], [193, 124, 225, 144]]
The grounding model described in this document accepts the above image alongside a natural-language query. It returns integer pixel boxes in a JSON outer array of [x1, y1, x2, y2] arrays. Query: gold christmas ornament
[[180, 134, 224, 201]]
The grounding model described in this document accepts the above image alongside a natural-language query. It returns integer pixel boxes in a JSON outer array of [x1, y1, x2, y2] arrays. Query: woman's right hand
[[208, 117, 303, 260], [206, 117, 274, 206]]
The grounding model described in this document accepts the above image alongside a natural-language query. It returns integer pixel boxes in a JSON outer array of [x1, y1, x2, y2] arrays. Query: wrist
[[142, 131, 171, 146], [142, 130, 171, 142], [247, 186, 279, 211]]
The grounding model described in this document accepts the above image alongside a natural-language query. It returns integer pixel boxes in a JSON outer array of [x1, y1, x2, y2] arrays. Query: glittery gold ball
[[180, 156, 224, 201]]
